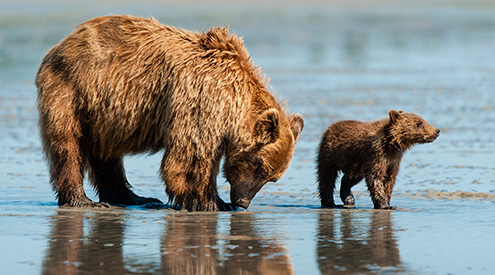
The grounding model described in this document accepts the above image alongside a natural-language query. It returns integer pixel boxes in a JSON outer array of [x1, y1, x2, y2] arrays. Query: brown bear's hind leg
[[49, 149, 106, 207], [47, 143, 108, 207], [40, 106, 107, 207], [318, 166, 338, 208], [88, 157, 162, 206], [340, 174, 362, 207]]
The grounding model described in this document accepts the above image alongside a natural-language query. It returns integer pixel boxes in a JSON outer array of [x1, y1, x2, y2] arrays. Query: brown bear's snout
[[230, 192, 253, 209], [235, 198, 252, 209], [230, 183, 263, 209], [425, 127, 440, 142], [434, 128, 441, 138]]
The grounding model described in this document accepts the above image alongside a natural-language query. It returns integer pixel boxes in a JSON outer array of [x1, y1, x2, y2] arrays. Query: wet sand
[[1, 0, 495, 274]]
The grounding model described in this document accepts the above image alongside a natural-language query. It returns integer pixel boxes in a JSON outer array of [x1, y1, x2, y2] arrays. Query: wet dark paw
[[321, 201, 340, 208], [101, 192, 163, 206], [375, 204, 397, 210], [142, 202, 168, 209], [343, 195, 355, 207], [60, 199, 111, 208], [217, 203, 238, 211], [216, 196, 238, 211], [132, 196, 163, 206], [93, 202, 111, 208]]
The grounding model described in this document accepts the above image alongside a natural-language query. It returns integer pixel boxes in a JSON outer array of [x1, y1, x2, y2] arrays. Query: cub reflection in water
[[317, 210, 403, 274]]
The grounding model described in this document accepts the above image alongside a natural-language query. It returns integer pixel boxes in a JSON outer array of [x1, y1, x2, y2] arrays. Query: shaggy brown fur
[[317, 110, 439, 209], [36, 15, 304, 211]]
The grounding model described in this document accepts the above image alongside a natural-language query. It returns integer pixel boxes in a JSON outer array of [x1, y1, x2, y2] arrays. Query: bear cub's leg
[[88, 157, 162, 206], [365, 174, 397, 210], [318, 167, 338, 208], [340, 174, 362, 207]]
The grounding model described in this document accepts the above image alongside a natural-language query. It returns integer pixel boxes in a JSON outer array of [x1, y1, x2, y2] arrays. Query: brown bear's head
[[224, 109, 304, 209], [388, 109, 440, 150]]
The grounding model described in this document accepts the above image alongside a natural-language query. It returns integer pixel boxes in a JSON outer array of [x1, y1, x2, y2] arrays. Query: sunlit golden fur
[[36, 15, 303, 211]]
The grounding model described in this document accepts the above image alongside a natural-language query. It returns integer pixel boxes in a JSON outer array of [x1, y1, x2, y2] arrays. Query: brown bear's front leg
[[383, 164, 400, 206], [365, 171, 395, 210], [88, 156, 162, 206], [215, 196, 237, 211], [161, 151, 219, 211]]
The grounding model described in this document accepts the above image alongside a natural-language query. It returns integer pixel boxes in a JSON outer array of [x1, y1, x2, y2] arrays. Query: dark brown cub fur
[[317, 110, 439, 209]]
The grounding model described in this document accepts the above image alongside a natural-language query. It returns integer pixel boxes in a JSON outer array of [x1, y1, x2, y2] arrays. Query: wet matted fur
[[36, 15, 304, 211], [317, 110, 439, 209]]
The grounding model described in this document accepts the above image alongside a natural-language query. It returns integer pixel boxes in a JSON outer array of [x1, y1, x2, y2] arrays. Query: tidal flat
[[1, 1, 494, 274]]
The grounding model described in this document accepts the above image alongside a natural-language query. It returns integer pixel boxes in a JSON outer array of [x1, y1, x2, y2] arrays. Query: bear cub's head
[[388, 109, 440, 150], [224, 109, 304, 209]]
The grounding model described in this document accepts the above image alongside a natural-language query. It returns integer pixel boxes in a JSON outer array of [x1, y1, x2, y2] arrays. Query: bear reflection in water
[[41, 211, 293, 274], [42, 211, 128, 274], [161, 213, 293, 274]]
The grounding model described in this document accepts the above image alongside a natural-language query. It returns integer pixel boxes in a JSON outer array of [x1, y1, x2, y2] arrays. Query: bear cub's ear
[[254, 108, 280, 144], [289, 114, 304, 141], [389, 109, 404, 123]]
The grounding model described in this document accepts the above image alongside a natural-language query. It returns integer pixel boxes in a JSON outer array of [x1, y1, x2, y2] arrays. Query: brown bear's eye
[[416, 121, 423, 127]]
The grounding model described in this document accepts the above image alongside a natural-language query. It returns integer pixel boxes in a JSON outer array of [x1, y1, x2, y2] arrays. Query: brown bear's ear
[[289, 113, 304, 141], [389, 109, 403, 123], [254, 108, 280, 144]]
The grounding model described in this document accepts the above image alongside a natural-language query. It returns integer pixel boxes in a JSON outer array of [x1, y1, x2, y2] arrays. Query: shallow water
[[1, 0, 495, 274]]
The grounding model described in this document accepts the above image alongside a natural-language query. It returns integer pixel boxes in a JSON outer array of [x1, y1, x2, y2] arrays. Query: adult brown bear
[[36, 15, 304, 211]]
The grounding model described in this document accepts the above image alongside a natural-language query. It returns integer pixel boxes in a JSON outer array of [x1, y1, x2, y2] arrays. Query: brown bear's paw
[[321, 201, 339, 208], [91, 201, 112, 208], [374, 204, 397, 210], [101, 191, 163, 207], [341, 194, 356, 207], [167, 192, 239, 211], [59, 196, 111, 208], [215, 196, 238, 211], [169, 195, 218, 212], [127, 194, 163, 206]]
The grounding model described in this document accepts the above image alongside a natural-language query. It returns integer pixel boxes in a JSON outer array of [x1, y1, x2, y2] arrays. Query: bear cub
[[317, 110, 439, 209]]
